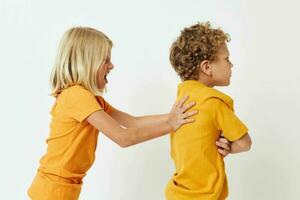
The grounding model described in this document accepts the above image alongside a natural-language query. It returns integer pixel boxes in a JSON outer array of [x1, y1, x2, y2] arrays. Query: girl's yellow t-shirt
[[28, 85, 113, 200], [165, 80, 248, 200]]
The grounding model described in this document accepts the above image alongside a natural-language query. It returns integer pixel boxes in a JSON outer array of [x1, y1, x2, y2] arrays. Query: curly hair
[[169, 22, 230, 81]]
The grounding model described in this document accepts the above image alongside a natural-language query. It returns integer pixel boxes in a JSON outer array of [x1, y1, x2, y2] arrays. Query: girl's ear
[[199, 60, 212, 76]]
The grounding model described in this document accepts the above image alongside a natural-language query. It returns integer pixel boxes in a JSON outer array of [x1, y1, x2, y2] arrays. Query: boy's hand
[[216, 137, 231, 157]]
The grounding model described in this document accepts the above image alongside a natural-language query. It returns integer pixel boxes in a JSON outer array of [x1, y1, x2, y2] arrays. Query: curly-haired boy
[[165, 22, 252, 200]]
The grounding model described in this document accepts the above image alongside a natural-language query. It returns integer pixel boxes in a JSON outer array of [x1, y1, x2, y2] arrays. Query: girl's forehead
[[106, 51, 111, 58]]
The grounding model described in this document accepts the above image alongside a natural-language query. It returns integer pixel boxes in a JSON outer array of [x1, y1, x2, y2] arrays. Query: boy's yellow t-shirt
[[28, 85, 113, 200], [165, 80, 248, 200]]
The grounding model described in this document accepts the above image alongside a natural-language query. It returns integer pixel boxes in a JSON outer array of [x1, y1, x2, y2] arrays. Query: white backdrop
[[1, 0, 300, 199]]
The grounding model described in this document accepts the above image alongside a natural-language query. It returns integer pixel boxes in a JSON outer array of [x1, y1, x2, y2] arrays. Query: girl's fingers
[[181, 101, 196, 112], [173, 101, 179, 108], [177, 96, 189, 108], [181, 118, 195, 124], [182, 110, 198, 119]]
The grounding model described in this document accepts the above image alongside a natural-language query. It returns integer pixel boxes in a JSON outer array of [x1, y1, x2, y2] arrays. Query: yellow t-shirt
[[165, 80, 248, 200], [28, 85, 113, 200]]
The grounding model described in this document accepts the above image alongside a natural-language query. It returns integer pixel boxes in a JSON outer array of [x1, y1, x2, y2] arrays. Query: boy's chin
[[216, 81, 231, 87], [224, 81, 231, 86]]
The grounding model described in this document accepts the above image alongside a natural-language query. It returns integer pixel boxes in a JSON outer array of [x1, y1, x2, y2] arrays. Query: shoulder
[[62, 85, 95, 98], [64, 85, 92, 93], [202, 88, 234, 110], [56, 85, 99, 107]]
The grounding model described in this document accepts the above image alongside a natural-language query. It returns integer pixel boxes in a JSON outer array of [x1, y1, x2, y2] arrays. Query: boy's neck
[[197, 75, 215, 88]]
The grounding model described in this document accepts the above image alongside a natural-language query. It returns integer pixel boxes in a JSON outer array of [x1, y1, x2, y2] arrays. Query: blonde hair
[[50, 27, 113, 97]]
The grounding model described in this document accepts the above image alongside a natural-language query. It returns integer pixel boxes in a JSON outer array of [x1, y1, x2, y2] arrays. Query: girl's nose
[[110, 63, 114, 69]]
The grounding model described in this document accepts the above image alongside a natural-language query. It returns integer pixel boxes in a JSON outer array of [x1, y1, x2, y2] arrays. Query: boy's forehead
[[217, 43, 230, 56]]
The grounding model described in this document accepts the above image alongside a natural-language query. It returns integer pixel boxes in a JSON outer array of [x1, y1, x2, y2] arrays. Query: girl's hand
[[216, 136, 231, 157], [167, 96, 198, 131]]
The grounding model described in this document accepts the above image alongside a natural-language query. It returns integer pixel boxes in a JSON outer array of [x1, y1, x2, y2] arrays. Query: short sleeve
[[212, 98, 248, 141], [65, 86, 102, 122], [96, 96, 115, 114]]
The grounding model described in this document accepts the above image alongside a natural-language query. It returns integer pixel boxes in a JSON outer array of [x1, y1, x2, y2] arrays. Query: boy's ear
[[199, 60, 212, 76]]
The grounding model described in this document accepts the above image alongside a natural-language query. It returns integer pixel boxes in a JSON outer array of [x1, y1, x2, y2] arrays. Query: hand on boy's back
[[216, 136, 231, 157], [168, 96, 198, 131]]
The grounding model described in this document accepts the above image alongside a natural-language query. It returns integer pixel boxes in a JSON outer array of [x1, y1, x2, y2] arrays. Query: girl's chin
[[98, 83, 106, 90], [98, 79, 108, 89], [101, 83, 106, 88]]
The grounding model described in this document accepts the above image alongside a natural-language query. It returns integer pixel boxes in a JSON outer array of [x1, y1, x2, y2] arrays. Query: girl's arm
[[108, 97, 196, 128], [87, 96, 197, 147], [108, 109, 185, 128], [106, 109, 138, 127], [105, 99, 234, 156]]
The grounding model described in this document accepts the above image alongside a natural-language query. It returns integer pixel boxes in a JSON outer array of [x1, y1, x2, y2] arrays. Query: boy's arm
[[213, 99, 251, 154], [216, 133, 252, 155], [230, 133, 252, 153], [216, 137, 231, 157]]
